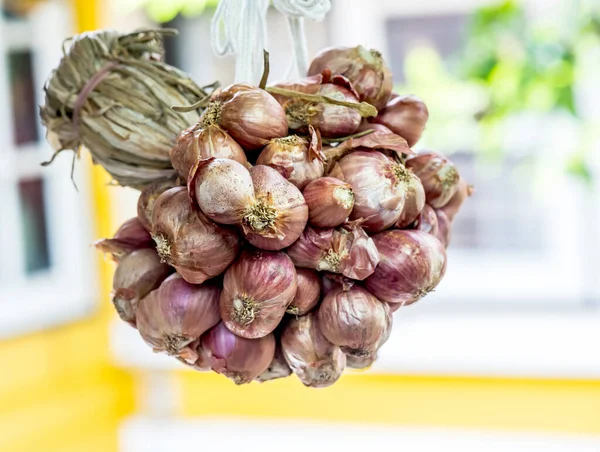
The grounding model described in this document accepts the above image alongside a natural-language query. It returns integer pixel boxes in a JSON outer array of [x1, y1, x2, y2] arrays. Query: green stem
[[259, 50, 270, 90], [171, 93, 212, 113], [321, 128, 374, 144]]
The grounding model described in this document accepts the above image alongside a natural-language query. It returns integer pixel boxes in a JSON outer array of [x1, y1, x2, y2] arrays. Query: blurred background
[[1, 0, 600, 451]]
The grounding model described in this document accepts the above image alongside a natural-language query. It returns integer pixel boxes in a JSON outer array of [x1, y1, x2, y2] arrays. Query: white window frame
[[0, 1, 97, 338]]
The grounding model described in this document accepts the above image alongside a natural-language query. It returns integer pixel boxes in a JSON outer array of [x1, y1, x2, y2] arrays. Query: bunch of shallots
[[88, 45, 472, 387]]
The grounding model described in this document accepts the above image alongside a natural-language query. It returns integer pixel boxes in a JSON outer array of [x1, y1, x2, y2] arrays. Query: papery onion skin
[[287, 268, 320, 316], [137, 179, 180, 232], [356, 121, 393, 134], [216, 86, 288, 150], [256, 127, 324, 190], [256, 344, 292, 382], [242, 165, 308, 250], [347, 354, 377, 369], [435, 209, 452, 248], [303, 177, 354, 228], [308, 46, 393, 111], [411, 204, 439, 236], [111, 248, 171, 326], [329, 151, 409, 232], [94, 217, 154, 262], [318, 286, 392, 358], [374, 95, 429, 147], [176, 339, 212, 371], [203, 321, 276, 385], [395, 170, 426, 228], [151, 187, 241, 284], [170, 122, 247, 180], [405, 152, 460, 208], [365, 230, 447, 305], [442, 177, 473, 221], [136, 274, 221, 355], [281, 313, 346, 388], [220, 249, 297, 339]]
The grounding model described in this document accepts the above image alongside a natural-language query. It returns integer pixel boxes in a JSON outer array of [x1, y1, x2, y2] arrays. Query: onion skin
[[303, 177, 354, 228], [287, 268, 320, 316], [412, 204, 439, 236], [136, 274, 221, 355], [318, 286, 392, 358], [287, 224, 380, 280], [281, 313, 346, 388], [435, 209, 452, 248], [329, 151, 409, 232], [170, 122, 247, 180], [256, 344, 292, 382], [405, 152, 460, 208], [111, 248, 171, 326], [308, 46, 393, 111], [94, 217, 154, 262], [442, 177, 473, 221], [151, 187, 241, 284], [137, 179, 179, 232], [203, 321, 276, 385], [220, 249, 297, 339], [347, 354, 377, 369], [374, 95, 429, 147], [357, 121, 393, 134], [176, 340, 212, 371], [395, 170, 426, 228], [365, 230, 447, 306], [256, 127, 324, 190]]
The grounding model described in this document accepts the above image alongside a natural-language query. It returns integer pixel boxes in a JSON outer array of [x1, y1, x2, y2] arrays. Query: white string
[[211, 0, 270, 84], [273, 0, 331, 77]]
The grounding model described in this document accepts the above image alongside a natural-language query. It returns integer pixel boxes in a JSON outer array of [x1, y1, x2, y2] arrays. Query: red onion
[[202, 321, 276, 385], [201, 84, 288, 150], [151, 186, 241, 284], [308, 46, 393, 111], [303, 177, 354, 228], [287, 268, 320, 316], [111, 248, 171, 326], [256, 344, 292, 382], [321, 273, 355, 294], [191, 159, 308, 250], [170, 122, 247, 180], [256, 126, 324, 189], [220, 249, 297, 339], [136, 274, 221, 355], [442, 177, 473, 221], [365, 230, 447, 305], [435, 208, 451, 248], [395, 170, 425, 228], [281, 313, 346, 388], [405, 152, 460, 208], [374, 95, 429, 147], [137, 179, 180, 231], [94, 217, 154, 262], [329, 151, 410, 232], [318, 286, 392, 358], [287, 224, 380, 280], [411, 204, 439, 236]]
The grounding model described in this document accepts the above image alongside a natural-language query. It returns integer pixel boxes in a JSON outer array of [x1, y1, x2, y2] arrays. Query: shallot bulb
[[191, 159, 308, 250], [365, 230, 447, 306], [202, 84, 288, 150], [395, 170, 426, 228], [303, 177, 354, 228], [374, 95, 429, 147], [270, 72, 363, 138], [318, 286, 392, 358], [287, 224, 380, 280], [435, 209, 452, 248], [94, 217, 154, 262], [281, 313, 346, 388], [287, 268, 320, 316], [170, 122, 247, 180], [329, 151, 411, 232], [220, 249, 297, 339], [136, 274, 221, 355], [151, 187, 241, 284], [308, 46, 393, 111], [256, 127, 324, 189], [442, 177, 474, 221], [111, 248, 171, 326], [356, 121, 393, 133], [256, 344, 292, 382], [202, 321, 276, 385], [346, 354, 377, 370], [137, 179, 179, 231], [412, 204, 439, 236], [406, 152, 460, 208]]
